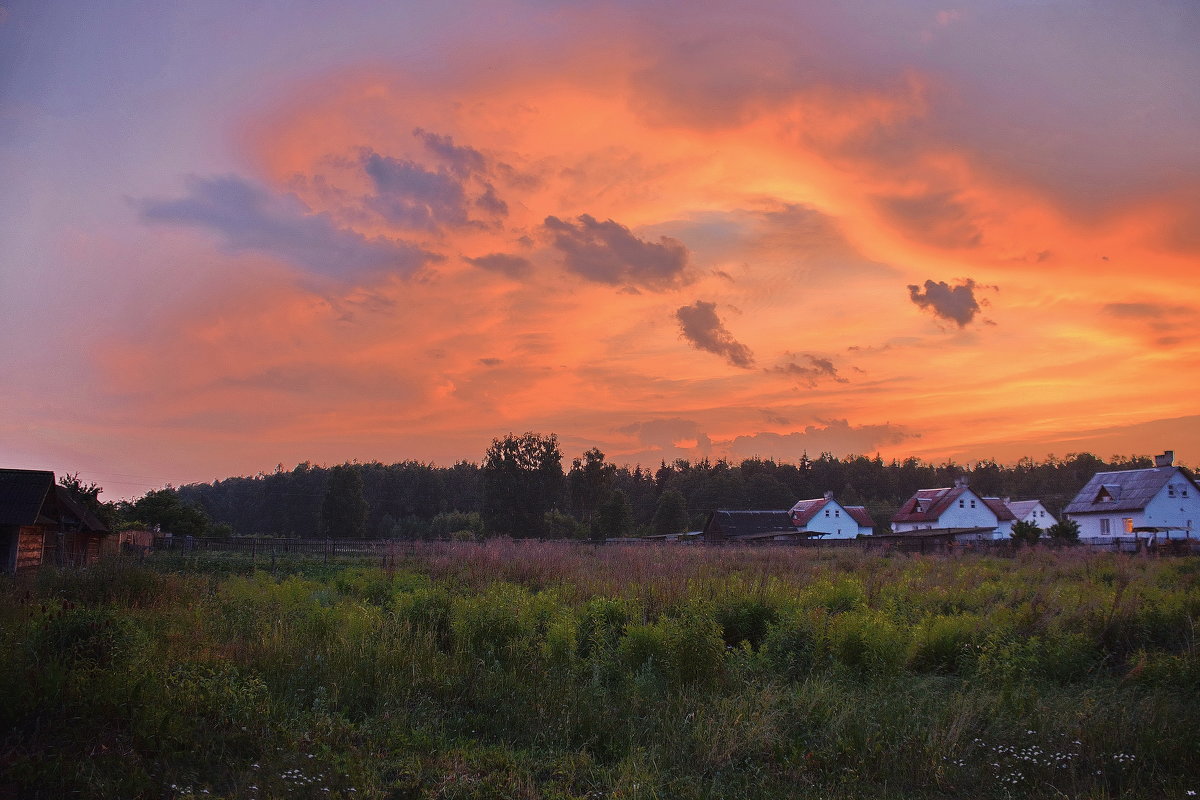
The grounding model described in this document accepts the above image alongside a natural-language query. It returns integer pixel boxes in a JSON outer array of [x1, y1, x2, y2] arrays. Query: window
[[825, 509, 829, 517], [1123, 518, 1134, 534], [835, 510, 840, 517], [970, 499, 976, 508], [1100, 519, 1111, 535], [1169, 485, 1176, 497], [959, 499, 964, 508]]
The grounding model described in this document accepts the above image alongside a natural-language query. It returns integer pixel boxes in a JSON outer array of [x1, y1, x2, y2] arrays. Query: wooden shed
[[0, 469, 110, 574]]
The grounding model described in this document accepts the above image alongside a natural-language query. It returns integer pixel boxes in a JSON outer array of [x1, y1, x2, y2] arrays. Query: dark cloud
[[908, 278, 989, 327], [544, 214, 689, 290], [475, 183, 508, 217], [771, 354, 849, 387], [135, 175, 433, 278], [466, 252, 532, 277], [478, 358, 503, 367], [727, 419, 914, 461], [875, 191, 982, 249], [360, 150, 473, 229], [675, 300, 755, 368], [412, 128, 487, 178]]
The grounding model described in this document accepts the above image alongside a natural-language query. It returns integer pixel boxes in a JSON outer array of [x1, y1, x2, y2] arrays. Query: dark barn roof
[[1064, 466, 1197, 515], [0, 469, 55, 526], [704, 510, 797, 541], [0, 469, 108, 532]]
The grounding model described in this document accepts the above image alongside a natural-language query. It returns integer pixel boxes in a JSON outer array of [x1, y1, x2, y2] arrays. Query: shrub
[[33, 606, 144, 668]]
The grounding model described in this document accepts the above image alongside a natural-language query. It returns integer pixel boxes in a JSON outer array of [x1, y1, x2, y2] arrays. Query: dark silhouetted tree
[[122, 488, 210, 537], [482, 432, 564, 538], [1010, 519, 1042, 546], [321, 464, 368, 538], [591, 489, 635, 540], [651, 489, 689, 535], [1048, 518, 1080, 543]]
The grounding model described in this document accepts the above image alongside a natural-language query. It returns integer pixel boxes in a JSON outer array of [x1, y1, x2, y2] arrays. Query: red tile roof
[[890, 486, 969, 524], [789, 498, 829, 527], [982, 497, 1016, 522], [844, 506, 875, 529]]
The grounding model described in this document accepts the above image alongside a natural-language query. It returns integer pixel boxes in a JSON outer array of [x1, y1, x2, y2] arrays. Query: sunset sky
[[2, 1, 1198, 498]]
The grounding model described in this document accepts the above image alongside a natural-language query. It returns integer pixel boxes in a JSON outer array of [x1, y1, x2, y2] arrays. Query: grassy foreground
[[2, 542, 1198, 799]]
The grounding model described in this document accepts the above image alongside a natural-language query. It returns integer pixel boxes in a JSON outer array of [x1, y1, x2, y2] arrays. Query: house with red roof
[[790, 492, 874, 538], [890, 478, 1015, 540]]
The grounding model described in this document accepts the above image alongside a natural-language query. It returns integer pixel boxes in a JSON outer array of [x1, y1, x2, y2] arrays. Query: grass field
[[2, 542, 1198, 799]]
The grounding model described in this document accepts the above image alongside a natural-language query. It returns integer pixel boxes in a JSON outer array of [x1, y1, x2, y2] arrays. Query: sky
[[2, 0, 1198, 499]]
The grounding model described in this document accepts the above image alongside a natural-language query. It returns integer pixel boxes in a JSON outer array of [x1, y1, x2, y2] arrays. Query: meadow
[[2, 542, 1198, 799]]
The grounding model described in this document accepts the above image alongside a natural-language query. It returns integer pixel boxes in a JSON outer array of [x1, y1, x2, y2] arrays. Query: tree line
[[73, 435, 1169, 540]]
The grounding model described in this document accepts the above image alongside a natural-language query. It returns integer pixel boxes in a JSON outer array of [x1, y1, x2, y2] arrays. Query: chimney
[[823, 490, 834, 500], [1154, 451, 1174, 467]]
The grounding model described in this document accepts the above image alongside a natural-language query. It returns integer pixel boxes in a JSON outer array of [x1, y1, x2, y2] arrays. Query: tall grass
[[1, 544, 1197, 798]]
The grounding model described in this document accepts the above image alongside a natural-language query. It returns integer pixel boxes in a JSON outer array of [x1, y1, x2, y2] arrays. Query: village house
[[890, 478, 1015, 540], [1064, 451, 1199, 540], [0, 469, 110, 573], [1003, 499, 1058, 530], [789, 492, 874, 538]]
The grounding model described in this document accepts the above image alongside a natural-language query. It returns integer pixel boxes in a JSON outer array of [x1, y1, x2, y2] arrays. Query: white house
[[1003, 499, 1058, 530], [1064, 451, 1199, 540], [789, 492, 874, 538], [890, 479, 1015, 540]]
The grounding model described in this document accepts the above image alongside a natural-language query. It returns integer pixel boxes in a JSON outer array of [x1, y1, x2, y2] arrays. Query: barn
[[0, 469, 110, 574]]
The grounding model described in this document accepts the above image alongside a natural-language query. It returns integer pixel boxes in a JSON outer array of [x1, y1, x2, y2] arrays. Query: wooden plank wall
[[16, 527, 45, 572]]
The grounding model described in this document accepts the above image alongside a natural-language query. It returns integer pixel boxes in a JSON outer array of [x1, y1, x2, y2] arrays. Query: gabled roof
[[981, 497, 1016, 521], [844, 506, 875, 529], [52, 485, 109, 533], [1005, 499, 1045, 519], [891, 486, 970, 524], [1064, 466, 1197, 514], [705, 510, 796, 539], [789, 498, 830, 527], [0, 469, 55, 526]]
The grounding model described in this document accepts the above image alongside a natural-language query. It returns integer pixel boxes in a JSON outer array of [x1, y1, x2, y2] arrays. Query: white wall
[[800, 500, 860, 539], [893, 489, 999, 534], [1069, 470, 1200, 539]]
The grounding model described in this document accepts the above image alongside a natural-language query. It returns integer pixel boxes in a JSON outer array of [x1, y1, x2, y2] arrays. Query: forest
[[114, 438, 1170, 540]]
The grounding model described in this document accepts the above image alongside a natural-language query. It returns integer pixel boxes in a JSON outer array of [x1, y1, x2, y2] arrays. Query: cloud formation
[[136, 175, 433, 278], [465, 252, 532, 277], [544, 214, 689, 290], [875, 191, 983, 249], [907, 278, 988, 327], [772, 354, 849, 387], [675, 300, 755, 368]]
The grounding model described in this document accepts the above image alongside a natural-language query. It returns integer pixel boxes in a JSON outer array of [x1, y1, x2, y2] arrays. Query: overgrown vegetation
[[4, 545, 1198, 799]]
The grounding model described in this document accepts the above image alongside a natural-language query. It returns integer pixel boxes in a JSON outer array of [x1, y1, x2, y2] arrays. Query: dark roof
[[981, 497, 1017, 522], [52, 485, 109, 533], [705, 510, 796, 539], [1064, 466, 1196, 514], [789, 498, 830, 526], [891, 486, 970, 523], [845, 506, 875, 529], [0, 469, 55, 526]]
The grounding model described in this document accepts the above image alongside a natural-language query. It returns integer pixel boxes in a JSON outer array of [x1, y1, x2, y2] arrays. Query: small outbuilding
[[0, 469, 110, 573], [703, 510, 798, 543]]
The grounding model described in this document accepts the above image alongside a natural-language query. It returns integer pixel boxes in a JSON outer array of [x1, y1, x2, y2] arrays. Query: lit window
[[1123, 518, 1134, 534]]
